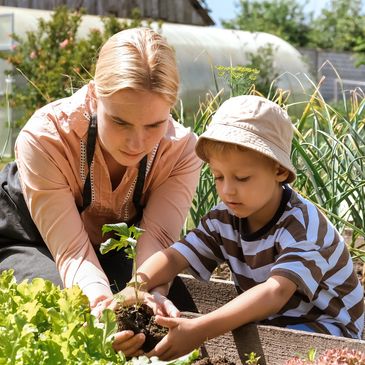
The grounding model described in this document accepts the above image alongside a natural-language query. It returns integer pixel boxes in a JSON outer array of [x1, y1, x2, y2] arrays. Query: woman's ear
[[275, 163, 290, 183]]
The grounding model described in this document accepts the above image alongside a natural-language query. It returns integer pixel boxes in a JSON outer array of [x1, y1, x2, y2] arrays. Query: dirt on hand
[[115, 303, 168, 353]]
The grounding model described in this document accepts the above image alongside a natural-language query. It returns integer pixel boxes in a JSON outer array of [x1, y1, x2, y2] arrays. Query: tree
[[0, 6, 144, 127], [222, 0, 311, 48], [308, 0, 365, 51]]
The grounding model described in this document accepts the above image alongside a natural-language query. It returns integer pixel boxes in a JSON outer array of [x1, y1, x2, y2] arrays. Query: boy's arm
[[150, 275, 297, 360], [195, 275, 297, 336], [136, 247, 190, 295], [116, 247, 189, 307]]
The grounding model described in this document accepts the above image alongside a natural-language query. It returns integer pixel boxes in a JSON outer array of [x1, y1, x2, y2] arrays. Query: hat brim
[[195, 125, 296, 183]]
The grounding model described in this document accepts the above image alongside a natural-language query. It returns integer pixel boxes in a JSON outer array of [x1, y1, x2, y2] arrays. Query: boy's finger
[[155, 315, 179, 328], [163, 299, 180, 318]]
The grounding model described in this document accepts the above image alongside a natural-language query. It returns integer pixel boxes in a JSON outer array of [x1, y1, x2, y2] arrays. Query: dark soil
[[115, 303, 168, 353], [192, 355, 236, 365]]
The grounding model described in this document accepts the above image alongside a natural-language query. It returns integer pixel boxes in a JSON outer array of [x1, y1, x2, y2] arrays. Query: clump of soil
[[193, 355, 236, 365], [115, 303, 168, 353]]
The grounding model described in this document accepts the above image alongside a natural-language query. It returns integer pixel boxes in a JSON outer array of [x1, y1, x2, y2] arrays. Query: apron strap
[[132, 155, 147, 225], [82, 113, 97, 212], [81, 114, 147, 224]]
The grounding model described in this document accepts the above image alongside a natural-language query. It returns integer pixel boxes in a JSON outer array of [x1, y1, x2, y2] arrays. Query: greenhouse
[[0, 5, 312, 156]]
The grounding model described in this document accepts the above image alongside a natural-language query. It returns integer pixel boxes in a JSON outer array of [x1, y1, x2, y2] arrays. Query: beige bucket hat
[[195, 95, 296, 183]]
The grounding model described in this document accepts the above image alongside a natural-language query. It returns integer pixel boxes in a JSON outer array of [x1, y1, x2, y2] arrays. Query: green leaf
[[100, 237, 127, 254], [102, 223, 130, 236]]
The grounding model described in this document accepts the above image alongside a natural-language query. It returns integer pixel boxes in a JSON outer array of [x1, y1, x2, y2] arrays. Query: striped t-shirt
[[172, 185, 364, 339]]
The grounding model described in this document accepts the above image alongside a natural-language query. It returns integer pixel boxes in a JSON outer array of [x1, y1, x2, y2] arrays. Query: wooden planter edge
[[179, 274, 365, 365]]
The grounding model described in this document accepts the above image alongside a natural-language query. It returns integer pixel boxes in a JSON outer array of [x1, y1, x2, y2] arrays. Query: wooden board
[[179, 274, 365, 365]]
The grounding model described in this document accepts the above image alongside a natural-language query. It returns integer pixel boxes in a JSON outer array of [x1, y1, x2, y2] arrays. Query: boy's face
[[209, 148, 289, 233]]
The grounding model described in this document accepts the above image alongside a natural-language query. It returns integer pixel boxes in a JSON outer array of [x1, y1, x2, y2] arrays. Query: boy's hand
[[145, 291, 180, 318], [147, 316, 204, 361]]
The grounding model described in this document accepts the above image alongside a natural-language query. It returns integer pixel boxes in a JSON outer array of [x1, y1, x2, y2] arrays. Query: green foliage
[[184, 93, 220, 230], [100, 223, 144, 258], [0, 270, 201, 364], [290, 87, 365, 248], [215, 65, 258, 97], [100, 223, 145, 304], [0, 6, 144, 128], [308, 0, 365, 51], [245, 44, 279, 96], [185, 67, 365, 262], [222, 0, 365, 65], [0, 269, 123, 364], [222, 0, 311, 47], [244, 352, 261, 365]]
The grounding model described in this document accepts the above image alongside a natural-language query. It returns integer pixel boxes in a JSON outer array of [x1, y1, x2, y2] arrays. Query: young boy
[[114, 95, 364, 360]]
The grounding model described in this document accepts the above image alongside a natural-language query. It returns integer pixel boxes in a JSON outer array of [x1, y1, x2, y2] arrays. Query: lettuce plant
[[0, 270, 200, 365], [0, 269, 123, 364]]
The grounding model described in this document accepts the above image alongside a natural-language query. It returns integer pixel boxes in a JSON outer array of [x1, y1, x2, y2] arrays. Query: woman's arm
[[15, 120, 112, 305]]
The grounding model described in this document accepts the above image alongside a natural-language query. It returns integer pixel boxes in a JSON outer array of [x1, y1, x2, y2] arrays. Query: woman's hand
[[146, 316, 205, 361], [90, 288, 147, 357], [90, 295, 114, 318], [113, 330, 146, 357]]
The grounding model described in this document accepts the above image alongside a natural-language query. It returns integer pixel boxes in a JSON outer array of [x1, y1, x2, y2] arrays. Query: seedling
[[100, 222, 145, 305], [244, 352, 261, 365]]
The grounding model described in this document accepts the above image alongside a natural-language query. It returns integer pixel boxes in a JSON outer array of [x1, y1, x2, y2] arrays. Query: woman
[[0, 28, 201, 316]]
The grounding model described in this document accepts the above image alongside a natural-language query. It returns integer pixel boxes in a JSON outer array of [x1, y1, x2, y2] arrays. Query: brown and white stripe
[[172, 187, 364, 339]]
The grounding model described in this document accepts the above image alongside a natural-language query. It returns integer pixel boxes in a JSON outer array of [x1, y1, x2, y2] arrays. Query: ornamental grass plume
[[285, 348, 365, 365]]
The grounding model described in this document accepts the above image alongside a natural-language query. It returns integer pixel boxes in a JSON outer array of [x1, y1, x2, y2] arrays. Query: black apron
[[0, 114, 197, 311]]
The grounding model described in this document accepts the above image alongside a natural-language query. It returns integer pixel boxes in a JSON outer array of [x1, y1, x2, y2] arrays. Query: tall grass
[[176, 92, 222, 233], [290, 80, 365, 254], [183, 71, 365, 263]]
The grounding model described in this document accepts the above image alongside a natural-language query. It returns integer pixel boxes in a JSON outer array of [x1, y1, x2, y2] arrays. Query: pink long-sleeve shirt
[[14, 82, 201, 302]]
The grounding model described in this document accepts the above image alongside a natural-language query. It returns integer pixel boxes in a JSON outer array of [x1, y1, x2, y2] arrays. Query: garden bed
[[179, 274, 365, 365]]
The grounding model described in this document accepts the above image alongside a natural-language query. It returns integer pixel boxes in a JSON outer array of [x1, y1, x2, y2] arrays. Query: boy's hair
[[195, 95, 296, 183], [200, 139, 274, 163], [200, 139, 247, 159]]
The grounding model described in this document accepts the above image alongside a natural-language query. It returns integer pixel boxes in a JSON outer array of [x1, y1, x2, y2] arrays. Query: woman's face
[[97, 89, 171, 166]]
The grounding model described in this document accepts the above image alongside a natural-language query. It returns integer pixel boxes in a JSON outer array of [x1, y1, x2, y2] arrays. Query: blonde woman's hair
[[94, 27, 179, 105]]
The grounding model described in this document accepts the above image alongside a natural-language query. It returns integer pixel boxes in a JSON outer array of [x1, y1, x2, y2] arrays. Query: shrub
[[0, 6, 144, 128]]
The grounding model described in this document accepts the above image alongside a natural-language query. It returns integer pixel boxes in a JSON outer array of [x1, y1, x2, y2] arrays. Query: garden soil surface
[[115, 303, 168, 353], [192, 355, 236, 365]]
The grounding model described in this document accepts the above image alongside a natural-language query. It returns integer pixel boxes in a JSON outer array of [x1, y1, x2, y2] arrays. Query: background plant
[[0, 6, 144, 128], [180, 66, 258, 231], [290, 84, 365, 255], [221, 0, 365, 66], [184, 68, 365, 266], [222, 0, 311, 48], [245, 44, 279, 97]]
